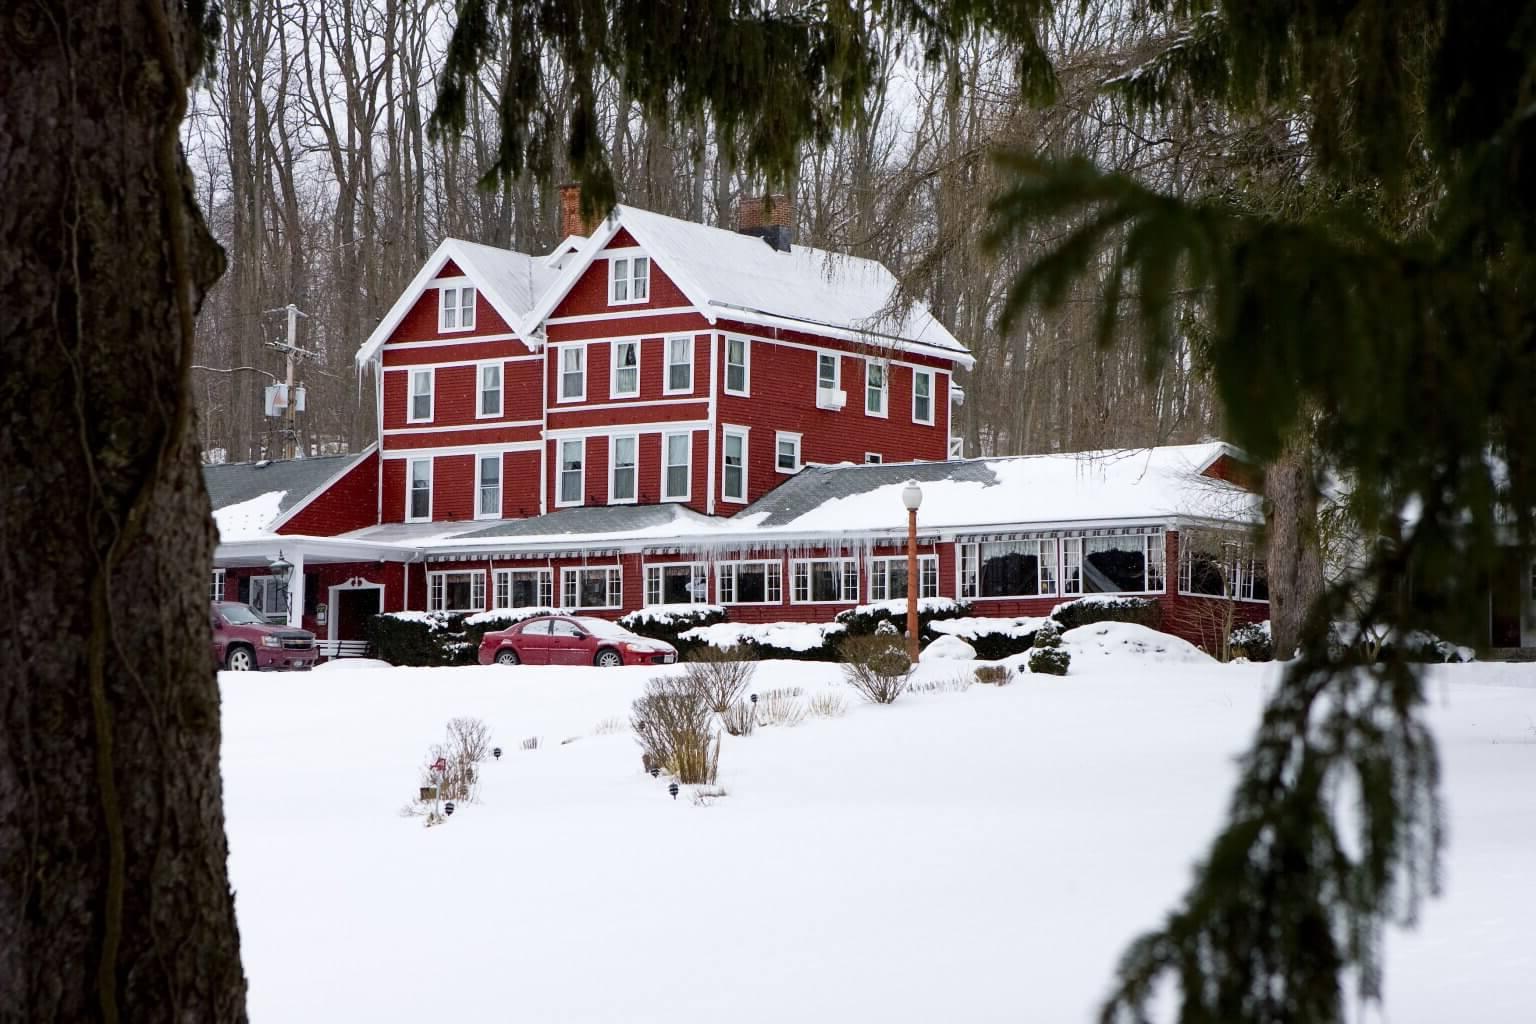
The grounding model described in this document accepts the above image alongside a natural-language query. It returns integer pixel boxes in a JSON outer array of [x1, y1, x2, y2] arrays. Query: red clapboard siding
[[386, 283, 515, 348], [545, 331, 713, 415], [544, 429, 709, 514], [278, 450, 380, 536], [549, 240, 691, 319]]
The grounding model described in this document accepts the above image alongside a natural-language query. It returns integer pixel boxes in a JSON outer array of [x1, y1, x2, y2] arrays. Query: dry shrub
[[973, 665, 1009, 686], [721, 700, 756, 736], [593, 715, 625, 735], [692, 785, 728, 807], [910, 674, 972, 694], [521, 735, 540, 750], [682, 644, 757, 712], [807, 691, 847, 718], [631, 677, 721, 784], [755, 687, 807, 727], [839, 634, 912, 704]]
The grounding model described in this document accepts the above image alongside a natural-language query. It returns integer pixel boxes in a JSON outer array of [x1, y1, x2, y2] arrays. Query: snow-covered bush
[[923, 634, 977, 660], [1228, 620, 1273, 662], [367, 611, 463, 666], [839, 634, 913, 704], [836, 597, 971, 639], [619, 605, 727, 656], [681, 621, 846, 661], [1051, 595, 1161, 632], [682, 645, 756, 713], [1027, 622, 1071, 676], [924, 616, 1046, 660], [630, 677, 720, 784]]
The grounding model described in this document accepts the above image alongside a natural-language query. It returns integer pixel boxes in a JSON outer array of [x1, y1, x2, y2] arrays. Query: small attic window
[[609, 256, 649, 305], [440, 285, 475, 332]]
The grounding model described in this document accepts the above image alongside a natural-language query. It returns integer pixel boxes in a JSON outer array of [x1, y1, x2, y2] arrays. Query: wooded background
[[186, 0, 1249, 465]]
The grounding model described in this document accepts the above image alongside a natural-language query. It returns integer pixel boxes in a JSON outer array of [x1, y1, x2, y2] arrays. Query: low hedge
[[1228, 621, 1273, 662], [618, 605, 727, 657], [921, 623, 1038, 661], [836, 598, 972, 639], [1051, 596, 1161, 631], [366, 612, 469, 667]]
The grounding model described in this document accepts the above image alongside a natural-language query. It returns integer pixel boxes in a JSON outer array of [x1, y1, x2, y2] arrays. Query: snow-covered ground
[[221, 643, 1536, 1022]]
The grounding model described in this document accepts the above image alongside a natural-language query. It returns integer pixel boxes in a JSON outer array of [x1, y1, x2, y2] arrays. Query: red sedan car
[[477, 615, 678, 667]]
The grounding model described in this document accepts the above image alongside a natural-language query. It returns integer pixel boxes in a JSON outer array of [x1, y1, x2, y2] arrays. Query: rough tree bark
[[0, 1, 249, 1020], [1264, 441, 1327, 660]]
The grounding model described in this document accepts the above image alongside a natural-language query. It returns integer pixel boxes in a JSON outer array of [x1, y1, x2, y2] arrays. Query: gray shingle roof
[[203, 453, 364, 515], [456, 502, 711, 540], [740, 459, 999, 527]]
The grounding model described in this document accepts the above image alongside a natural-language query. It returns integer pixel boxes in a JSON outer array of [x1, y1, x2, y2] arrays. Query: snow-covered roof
[[734, 443, 1260, 536], [527, 205, 973, 365], [344, 502, 738, 554], [355, 238, 560, 365], [204, 450, 373, 540]]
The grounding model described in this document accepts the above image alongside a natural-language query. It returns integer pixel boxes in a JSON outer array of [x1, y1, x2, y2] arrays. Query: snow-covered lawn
[[221, 647, 1536, 1022]]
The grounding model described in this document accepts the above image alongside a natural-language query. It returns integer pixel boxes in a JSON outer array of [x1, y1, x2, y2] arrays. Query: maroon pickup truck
[[212, 601, 318, 671]]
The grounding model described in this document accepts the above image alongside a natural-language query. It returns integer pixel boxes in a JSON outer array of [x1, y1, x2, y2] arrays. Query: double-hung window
[[816, 352, 843, 409], [407, 458, 432, 521], [439, 285, 475, 331], [475, 453, 502, 519], [722, 427, 748, 503], [1062, 532, 1165, 595], [868, 555, 940, 601], [958, 540, 1058, 599], [775, 432, 802, 474], [717, 561, 783, 604], [609, 435, 637, 504], [210, 569, 226, 603], [791, 558, 859, 604], [665, 336, 693, 394], [912, 368, 934, 425], [865, 360, 888, 417], [493, 568, 553, 609], [609, 256, 650, 304], [557, 439, 584, 506], [725, 337, 749, 395], [428, 571, 485, 613], [644, 563, 709, 606], [611, 341, 639, 398], [408, 369, 433, 423], [478, 362, 502, 418], [562, 566, 622, 609], [662, 432, 691, 501], [559, 346, 586, 402]]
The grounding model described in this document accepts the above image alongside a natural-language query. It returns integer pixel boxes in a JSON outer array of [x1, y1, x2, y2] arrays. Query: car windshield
[[576, 618, 635, 641], [217, 603, 265, 625]]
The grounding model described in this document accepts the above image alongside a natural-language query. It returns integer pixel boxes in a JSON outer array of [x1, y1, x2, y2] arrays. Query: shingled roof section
[[203, 452, 366, 516], [741, 459, 999, 527]]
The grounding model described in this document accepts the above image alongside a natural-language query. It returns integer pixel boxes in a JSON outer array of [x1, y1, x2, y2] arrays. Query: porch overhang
[[213, 535, 413, 567]]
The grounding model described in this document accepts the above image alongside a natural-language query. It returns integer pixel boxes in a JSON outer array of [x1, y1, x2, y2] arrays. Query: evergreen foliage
[[1051, 596, 1161, 631], [1026, 620, 1070, 675]]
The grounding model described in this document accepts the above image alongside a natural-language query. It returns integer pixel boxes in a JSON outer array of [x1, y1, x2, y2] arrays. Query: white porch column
[[287, 549, 306, 628]]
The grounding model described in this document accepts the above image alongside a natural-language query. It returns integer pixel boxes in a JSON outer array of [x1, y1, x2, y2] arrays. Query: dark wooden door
[[337, 588, 381, 642]]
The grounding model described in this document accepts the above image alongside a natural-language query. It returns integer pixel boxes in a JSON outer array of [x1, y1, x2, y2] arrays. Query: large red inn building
[[207, 194, 1273, 655]]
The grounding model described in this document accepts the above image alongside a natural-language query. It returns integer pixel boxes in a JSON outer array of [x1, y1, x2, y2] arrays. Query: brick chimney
[[559, 183, 600, 238], [736, 193, 793, 252]]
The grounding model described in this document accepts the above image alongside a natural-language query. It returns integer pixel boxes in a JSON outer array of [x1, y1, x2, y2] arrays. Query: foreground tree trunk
[[0, 2, 248, 1019], [1264, 441, 1327, 660]]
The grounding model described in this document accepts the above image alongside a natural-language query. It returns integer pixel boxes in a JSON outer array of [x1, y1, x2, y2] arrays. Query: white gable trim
[[265, 443, 380, 533], [355, 239, 540, 367]]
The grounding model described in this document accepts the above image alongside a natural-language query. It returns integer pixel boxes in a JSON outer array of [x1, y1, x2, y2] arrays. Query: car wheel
[[494, 649, 520, 666], [225, 646, 255, 672], [594, 648, 623, 668]]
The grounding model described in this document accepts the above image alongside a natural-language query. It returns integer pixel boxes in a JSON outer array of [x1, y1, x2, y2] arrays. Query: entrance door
[[335, 588, 382, 644], [1490, 559, 1523, 647]]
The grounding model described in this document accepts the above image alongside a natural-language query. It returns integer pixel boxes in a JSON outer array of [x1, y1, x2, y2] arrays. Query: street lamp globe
[[901, 480, 923, 512]]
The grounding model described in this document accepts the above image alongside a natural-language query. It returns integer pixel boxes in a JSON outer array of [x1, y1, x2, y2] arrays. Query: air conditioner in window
[[816, 387, 847, 411]]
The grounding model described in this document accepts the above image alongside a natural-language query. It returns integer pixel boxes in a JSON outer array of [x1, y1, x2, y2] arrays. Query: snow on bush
[[681, 620, 846, 660], [1229, 620, 1273, 662], [836, 596, 970, 638], [1060, 622, 1213, 664], [924, 634, 978, 660], [1027, 621, 1071, 676], [620, 605, 727, 655], [1051, 595, 1161, 631], [926, 615, 1048, 660], [463, 607, 558, 628]]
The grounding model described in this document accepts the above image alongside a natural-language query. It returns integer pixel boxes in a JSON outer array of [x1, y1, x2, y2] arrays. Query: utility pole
[[264, 303, 315, 459]]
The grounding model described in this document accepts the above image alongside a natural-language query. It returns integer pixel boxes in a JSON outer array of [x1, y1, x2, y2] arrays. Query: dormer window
[[439, 285, 475, 331], [609, 256, 650, 304]]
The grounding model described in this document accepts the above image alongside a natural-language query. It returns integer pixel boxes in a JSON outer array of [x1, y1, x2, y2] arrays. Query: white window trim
[[960, 539, 1061, 600], [476, 360, 504, 419], [643, 562, 711, 606], [816, 352, 845, 410], [407, 368, 434, 424], [427, 569, 486, 613], [912, 367, 935, 426], [660, 430, 692, 502], [790, 558, 860, 605], [663, 335, 694, 396], [556, 438, 585, 508], [557, 344, 588, 404], [724, 336, 750, 397], [1177, 542, 1267, 603], [493, 567, 554, 610], [865, 359, 889, 419], [609, 340, 641, 399], [210, 569, 226, 603], [607, 254, 650, 306], [474, 452, 503, 521], [868, 555, 940, 602], [607, 433, 639, 506], [1062, 533, 1167, 597], [438, 283, 476, 333], [721, 425, 749, 504], [716, 560, 785, 606], [561, 566, 624, 610], [405, 457, 433, 522], [865, 452, 883, 464], [775, 431, 803, 474]]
